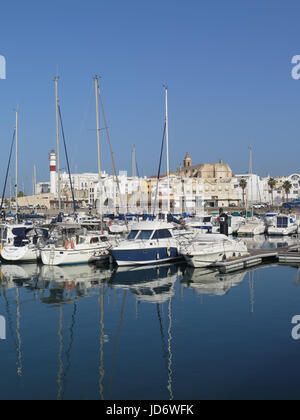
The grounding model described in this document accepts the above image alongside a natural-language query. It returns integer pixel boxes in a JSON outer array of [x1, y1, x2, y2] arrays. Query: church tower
[[183, 152, 192, 168]]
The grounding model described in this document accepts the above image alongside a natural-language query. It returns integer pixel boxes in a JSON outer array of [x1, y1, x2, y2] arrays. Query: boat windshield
[[127, 230, 139, 240], [138, 230, 153, 240], [203, 217, 211, 223], [152, 229, 172, 239], [277, 217, 288, 228]]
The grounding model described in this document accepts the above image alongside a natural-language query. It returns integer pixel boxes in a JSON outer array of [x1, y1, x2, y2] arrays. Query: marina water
[[1, 238, 300, 400]]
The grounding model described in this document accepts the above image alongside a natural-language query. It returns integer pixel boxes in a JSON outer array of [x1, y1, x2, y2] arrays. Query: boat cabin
[[276, 215, 294, 229], [127, 228, 173, 241]]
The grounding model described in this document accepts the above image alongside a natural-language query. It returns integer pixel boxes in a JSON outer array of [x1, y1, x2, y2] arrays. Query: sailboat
[[237, 147, 266, 236], [0, 111, 46, 263], [40, 77, 116, 266], [111, 87, 182, 266]]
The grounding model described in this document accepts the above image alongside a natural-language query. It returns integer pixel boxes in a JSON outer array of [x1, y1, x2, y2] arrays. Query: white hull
[[238, 223, 265, 236], [1, 245, 40, 263], [180, 234, 249, 268], [183, 248, 249, 268], [41, 245, 109, 266]]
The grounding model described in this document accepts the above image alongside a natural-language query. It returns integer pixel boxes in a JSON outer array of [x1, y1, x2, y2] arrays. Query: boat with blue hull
[[110, 221, 181, 266]]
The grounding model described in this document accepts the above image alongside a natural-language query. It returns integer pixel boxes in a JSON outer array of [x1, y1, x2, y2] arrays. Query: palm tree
[[283, 180, 292, 202], [268, 177, 276, 206], [239, 179, 247, 207]]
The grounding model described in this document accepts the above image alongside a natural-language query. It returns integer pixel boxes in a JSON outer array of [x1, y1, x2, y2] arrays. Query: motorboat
[[264, 212, 279, 228], [268, 214, 298, 236], [110, 220, 181, 266], [179, 233, 249, 268], [40, 224, 116, 266], [212, 214, 245, 235], [184, 215, 218, 233], [237, 217, 266, 236], [0, 224, 47, 263]]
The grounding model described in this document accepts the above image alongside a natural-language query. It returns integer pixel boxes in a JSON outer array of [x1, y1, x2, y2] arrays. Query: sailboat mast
[[33, 164, 37, 210], [54, 77, 61, 211], [15, 110, 18, 215], [9, 176, 12, 210], [94, 76, 102, 218], [249, 146, 253, 216], [165, 86, 170, 214]]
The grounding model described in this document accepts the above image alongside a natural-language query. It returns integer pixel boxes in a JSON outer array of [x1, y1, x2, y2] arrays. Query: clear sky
[[0, 0, 300, 193]]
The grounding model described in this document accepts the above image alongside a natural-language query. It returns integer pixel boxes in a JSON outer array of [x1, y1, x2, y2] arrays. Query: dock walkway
[[214, 246, 300, 273]]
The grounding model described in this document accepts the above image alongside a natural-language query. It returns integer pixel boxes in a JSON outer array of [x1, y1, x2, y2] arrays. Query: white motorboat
[[179, 233, 249, 268], [264, 212, 279, 227], [40, 224, 116, 266], [184, 215, 218, 233], [268, 214, 298, 236], [237, 217, 266, 236], [228, 215, 246, 234], [213, 214, 245, 235], [1, 224, 46, 263], [110, 220, 181, 266]]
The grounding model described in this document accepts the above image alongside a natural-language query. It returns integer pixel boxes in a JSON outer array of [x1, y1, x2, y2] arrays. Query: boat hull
[[1, 245, 40, 263], [238, 224, 266, 236], [41, 246, 110, 266], [183, 249, 249, 268]]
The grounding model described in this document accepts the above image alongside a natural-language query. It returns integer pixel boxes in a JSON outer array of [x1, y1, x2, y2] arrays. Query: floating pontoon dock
[[211, 246, 300, 274]]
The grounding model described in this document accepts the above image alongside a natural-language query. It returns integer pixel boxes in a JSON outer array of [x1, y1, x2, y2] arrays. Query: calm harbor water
[[1, 237, 300, 400]]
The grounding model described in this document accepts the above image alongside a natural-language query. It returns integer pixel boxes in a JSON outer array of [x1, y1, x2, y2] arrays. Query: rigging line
[[3, 289, 17, 348], [57, 304, 64, 401], [15, 287, 23, 378], [58, 104, 77, 213], [108, 289, 128, 399], [156, 303, 169, 370], [153, 122, 166, 217], [0, 129, 16, 212], [62, 301, 77, 399], [97, 84, 129, 231], [167, 297, 174, 401], [98, 284, 105, 400]]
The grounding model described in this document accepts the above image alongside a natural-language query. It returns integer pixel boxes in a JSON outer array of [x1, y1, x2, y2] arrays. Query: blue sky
[[0, 0, 300, 192]]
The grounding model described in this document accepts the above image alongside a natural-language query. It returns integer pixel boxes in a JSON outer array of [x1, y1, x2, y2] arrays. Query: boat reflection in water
[[242, 235, 267, 250], [242, 234, 300, 250], [182, 266, 247, 296], [109, 262, 178, 400], [0, 264, 41, 288], [39, 264, 113, 293], [0, 263, 113, 305], [110, 263, 182, 304]]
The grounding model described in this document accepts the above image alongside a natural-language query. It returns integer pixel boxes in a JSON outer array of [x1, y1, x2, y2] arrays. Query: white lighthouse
[[49, 150, 57, 195]]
